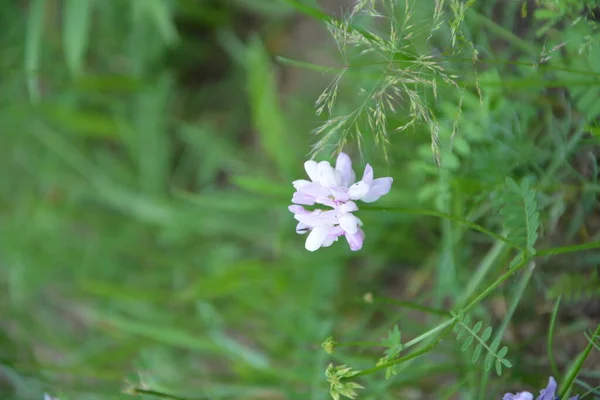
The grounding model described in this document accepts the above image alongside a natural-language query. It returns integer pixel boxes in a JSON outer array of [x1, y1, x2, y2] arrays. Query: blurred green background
[[1, 0, 600, 399]]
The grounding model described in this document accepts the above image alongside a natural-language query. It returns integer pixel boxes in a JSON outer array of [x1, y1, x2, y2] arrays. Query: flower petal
[[304, 160, 319, 182], [345, 228, 365, 251], [339, 200, 358, 213], [348, 181, 370, 200], [503, 393, 533, 400], [339, 213, 359, 234], [292, 192, 315, 205], [360, 177, 393, 203], [361, 164, 374, 186], [298, 182, 330, 198], [288, 205, 306, 214], [321, 234, 338, 247], [335, 152, 356, 187], [295, 210, 338, 227], [318, 161, 342, 187], [305, 225, 330, 252], [330, 187, 350, 203], [296, 222, 310, 234], [537, 377, 557, 400], [292, 179, 311, 190]]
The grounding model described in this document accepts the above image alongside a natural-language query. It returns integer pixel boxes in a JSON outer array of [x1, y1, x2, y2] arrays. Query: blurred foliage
[[1, 1, 600, 400]]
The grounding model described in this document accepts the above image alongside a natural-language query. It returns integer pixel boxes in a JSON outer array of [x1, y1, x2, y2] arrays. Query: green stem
[[360, 206, 523, 251], [375, 297, 450, 317], [457, 240, 508, 308], [463, 258, 530, 314], [559, 322, 600, 399], [337, 341, 384, 348], [466, 9, 538, 56], [404, 318, 456, 349], [477, 262, 536, 400], [537, 241, 600, 257], [349, 324, 456, 379], [548, 296, 562, 378], [131, 388, 196, 400], [280, 0, 377, 42]]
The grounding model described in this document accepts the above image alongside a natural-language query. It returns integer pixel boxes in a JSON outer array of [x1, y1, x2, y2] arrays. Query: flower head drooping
[[503, 377, 580, 400], [289, 152, 393, 252]]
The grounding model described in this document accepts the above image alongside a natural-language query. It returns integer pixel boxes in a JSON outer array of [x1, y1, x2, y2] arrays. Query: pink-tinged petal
[[348, 181, 370, 200], [329, 225, 345, 237], [304, 160, 319, 182], [298, 182, 330, 198], [292, 179, 311, 190], [330, 187, 350, 202], [360, 177, 393, 203], [315, 196, 337, 208], [292, 192, 315, 205], [335, 152, 356, 187], [288, 205, 309, 214], [295, 210, 338, 227], [345, 228, 365, 251], [296, 222, 310, 234], [305, 225, 330, 251], [339, 200, 358, 213], [318, 161, 342, 187], [339, 213, 359, 234], [361, 164, 374, 186]]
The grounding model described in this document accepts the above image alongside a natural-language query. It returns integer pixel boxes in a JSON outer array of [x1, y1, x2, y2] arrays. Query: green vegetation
[[1, 1, 600, 399]]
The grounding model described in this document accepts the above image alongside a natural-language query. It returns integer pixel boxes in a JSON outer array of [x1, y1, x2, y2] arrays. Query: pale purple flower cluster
[[289, 152, 393, 252], [503, 377, 579, 400]]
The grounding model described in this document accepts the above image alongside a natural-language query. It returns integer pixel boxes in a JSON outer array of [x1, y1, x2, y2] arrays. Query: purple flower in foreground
[[289, 152, 392, 252], [503, 377, 579, 400]]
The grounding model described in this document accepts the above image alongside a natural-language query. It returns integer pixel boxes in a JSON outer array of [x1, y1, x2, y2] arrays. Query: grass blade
[[63, 0, 93, 76], [25, 0, 46, 103]]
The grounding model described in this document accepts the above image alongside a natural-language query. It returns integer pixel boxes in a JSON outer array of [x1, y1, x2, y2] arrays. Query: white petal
[[335, 152, 356, 187], [304, 160, 319, 182], [360, 177, 393, 203], [292, 179, 311, 190], [321, 235, 338, 247], [305, 225, 330, 251], [318, 161, 342, 187], [347, 181, 370, 200], [339, 200, 358, 213], [339, 213, 359, 234]]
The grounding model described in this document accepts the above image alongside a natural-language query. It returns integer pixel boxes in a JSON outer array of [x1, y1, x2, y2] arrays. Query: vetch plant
[[289, 152, 392, 251], [503, 376, 580, 400]]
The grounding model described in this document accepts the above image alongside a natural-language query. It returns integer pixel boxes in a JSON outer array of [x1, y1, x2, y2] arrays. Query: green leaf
[[472, 344, 483, 363], [495, 359, 502, 376], [481, 326, 492, 342], [134, 0, 178, 45], [63, 0, 93, 76], [461, 335, 474, 352], [484, 352, 494, 371], [497, 346, 508, 358], [472, 321, 483, 334], [245, 36, 293, 178], [498, 177, 540, 255]]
